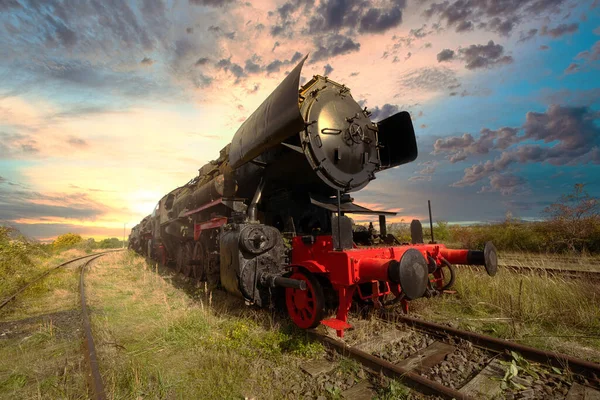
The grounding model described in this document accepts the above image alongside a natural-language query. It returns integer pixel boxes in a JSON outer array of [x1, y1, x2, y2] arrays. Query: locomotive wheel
[[285, 271, 325, 329], [175, 245, 184, 274], [191, 241, 205, 280], [432, 259, 456, 291], [157, 245, 167, 268], [181, 242, 193, 277]]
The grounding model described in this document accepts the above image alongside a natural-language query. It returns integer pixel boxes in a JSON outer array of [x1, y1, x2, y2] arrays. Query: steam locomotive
[[129, 56, 497, 337]]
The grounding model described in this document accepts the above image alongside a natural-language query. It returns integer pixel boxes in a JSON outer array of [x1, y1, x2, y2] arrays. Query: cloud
[[518, 28, 538, 42], [216, 58, 246, 80], [424, 0, 567, 36], [358, 6, 404, 33], [540, 87, 600, 106], [564, 62, 580, 74], [437, 49, 455, 62], [308, 0, 406, 35], [433, 127, 520, 163], [244, 57, 262, 74], [417, 160, 439, 175], [0, 176, 6, 184], [443, 105, 600, 189], [539, 45, 550, 50], [540, 22, 579, 38], [368, 104, 399, 122], [0, 187, 109, 222], [323, 64, 334, 75], [457, 40, 513, 70], [486, 16, 516, 36], [67, 136, 88, 148], [479, 173, 526, 195], [189, 0, 235, 7], [290, 51, 303, 64], [398, 67, 459, 92], [410, 25, 429, 38], [0, 132, 40, 158], [455, 20, 474, 32], [575, 40, 600, 62], [141, 57, 154, 66], [0, 0, 21, 10], [311, 34, 361, 62], [408, 175, 432, 182], [195, 57, 210, 66], [265, 60, 283, 73]]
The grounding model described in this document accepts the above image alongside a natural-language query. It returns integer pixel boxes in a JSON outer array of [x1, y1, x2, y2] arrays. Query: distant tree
[[98, 237, 122, 249], [542, 184, 600, 252], [53, 233, 83, 250], [433, 220, 450, 241]]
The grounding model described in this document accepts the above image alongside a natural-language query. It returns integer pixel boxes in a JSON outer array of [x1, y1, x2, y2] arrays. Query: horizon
[[1, 0, 599, 240]]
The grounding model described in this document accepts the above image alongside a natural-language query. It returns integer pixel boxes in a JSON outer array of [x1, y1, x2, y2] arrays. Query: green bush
[[98, 238, 124, 249], [0, 226, 50, 294], [52, 233, 83, 250]]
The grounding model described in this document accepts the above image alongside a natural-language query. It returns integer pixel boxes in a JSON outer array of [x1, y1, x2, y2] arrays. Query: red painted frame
[[290, 235, 477, 337], [193, 216, 228, 241]]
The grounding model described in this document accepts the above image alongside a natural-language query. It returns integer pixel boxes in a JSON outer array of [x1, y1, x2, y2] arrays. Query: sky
[[0, 0, 599, 241]]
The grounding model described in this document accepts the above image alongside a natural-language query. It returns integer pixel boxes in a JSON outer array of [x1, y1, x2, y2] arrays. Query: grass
[[3, 247, 598, 398], [0, 252, 88, 399], [407, 259, 600, 362], [86, 251, 326, 399]]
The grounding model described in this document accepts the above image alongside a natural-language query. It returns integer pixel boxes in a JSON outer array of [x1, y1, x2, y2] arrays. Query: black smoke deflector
[[229, 55, 308, 169], [377, 111, 418, 170]]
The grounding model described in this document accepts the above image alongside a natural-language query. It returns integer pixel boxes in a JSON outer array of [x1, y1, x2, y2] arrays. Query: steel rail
[[307, 330, 475, 400], [0, 250, 123, 310], [500, 256, 600, 264], [456, 263, 600, 281], [500, 264, 600, 281], [79, 254, 107, 400], [383, 313, 600, 381]]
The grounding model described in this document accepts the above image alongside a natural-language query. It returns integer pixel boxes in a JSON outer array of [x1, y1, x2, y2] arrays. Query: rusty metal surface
[[308, 330, 474, 400], [80, 254, 108, 400], [388, 314, 600, 380], [229, 55, 307, 169]]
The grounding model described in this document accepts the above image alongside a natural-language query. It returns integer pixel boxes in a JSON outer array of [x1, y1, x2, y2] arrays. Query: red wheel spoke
[[286, 271, 324, 330]]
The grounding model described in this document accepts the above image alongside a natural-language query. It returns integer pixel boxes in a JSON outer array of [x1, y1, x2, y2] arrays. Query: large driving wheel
[[285, 271, 325, 329], [181, 242, 194, 277], [191, 241, 205, 280], [175, 245, 185, 274]]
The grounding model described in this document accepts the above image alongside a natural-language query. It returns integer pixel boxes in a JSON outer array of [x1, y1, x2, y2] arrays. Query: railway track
[[0, 250, 121, 310], [500, 256, 600, 266], [500, 264, 600, 281], [455, 263, 600, 281], [0, 250, 120, 400], [303, 313, 600, 399]]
